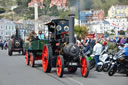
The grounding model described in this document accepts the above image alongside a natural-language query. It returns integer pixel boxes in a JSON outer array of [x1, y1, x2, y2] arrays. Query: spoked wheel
[[25, 51, 30, 65], [68, 67, 77, 73], [96, 65, 103, 72], [56, 55, 64, 78], [42, 45, 52, 73], [30, 53, 35, 67], [80, 55, 90, 77]]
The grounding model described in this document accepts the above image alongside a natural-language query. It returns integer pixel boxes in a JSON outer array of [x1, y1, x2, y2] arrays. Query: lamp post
[[77, 0, 80, 30], [29, 0, 44, 34]]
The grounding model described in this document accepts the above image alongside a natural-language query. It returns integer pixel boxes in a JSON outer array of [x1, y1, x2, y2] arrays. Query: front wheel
[[108, 65, 117, 76], [89, 59, 95, 69], [80, 55, 90, 77], [56, 55, 64, 78], [103, 63, 111, 72], [96, 65, 103, 72]]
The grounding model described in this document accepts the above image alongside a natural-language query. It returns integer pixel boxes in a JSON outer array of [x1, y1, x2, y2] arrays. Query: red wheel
[[26, 51, 29, 65], [81, 56, 90, 77], [42, 45, 51, 73], [56, 55, 64, 78], [30, 53, 35, 67]]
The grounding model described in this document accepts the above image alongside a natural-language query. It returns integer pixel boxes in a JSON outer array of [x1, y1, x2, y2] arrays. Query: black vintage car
[[8, 28, 25, 56]]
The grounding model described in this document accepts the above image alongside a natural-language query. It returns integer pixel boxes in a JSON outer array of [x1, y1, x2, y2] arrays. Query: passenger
[[27, 30, 38, 42], [37, 30, 45, 40]]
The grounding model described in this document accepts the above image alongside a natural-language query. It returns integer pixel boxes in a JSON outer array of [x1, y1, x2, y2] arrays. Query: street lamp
[[77, 0, 80, 30]]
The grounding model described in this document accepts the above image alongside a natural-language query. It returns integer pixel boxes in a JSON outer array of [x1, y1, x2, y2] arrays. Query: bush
[[0, 8, 5, 14]]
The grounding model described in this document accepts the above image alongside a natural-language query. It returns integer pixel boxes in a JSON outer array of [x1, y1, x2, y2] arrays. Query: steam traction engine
[[42, 14, 90, 77], [8, 28, 25, 56]]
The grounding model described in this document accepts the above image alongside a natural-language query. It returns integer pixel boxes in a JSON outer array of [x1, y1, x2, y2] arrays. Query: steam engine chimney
[[68, 14, 75, 44]]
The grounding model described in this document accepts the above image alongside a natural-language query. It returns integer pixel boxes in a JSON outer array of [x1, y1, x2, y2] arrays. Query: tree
[[0, 8, 5, 14], [118, 30, 125, 35], [104, 31, 109, 35], [49, 5, 59, 16], [111, 29, 115, 33], [75, 25, 88, 39]]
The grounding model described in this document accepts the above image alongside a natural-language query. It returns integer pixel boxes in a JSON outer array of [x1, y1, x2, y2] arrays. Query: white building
[[90, 20, 110, 33], [0, 19, 16, 40], [105, 18, 128, 31], [89, 18, 128, 35]]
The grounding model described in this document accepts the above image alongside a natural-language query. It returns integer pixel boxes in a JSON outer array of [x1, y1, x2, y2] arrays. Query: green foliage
[[104, 31, 109, 35], [118, 30, 125, 35], [0, 8, 5, 14], [49, 5, 59, 16], [75, 25, 88, 39], [59, 10, 71, 19], [111, 29, 115, 33]]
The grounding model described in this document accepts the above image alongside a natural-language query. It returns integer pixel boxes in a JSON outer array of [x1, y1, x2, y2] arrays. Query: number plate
[[69, 62, 78, 66]]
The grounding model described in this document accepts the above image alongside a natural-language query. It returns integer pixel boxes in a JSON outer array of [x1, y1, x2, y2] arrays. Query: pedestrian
[[93, 40, 103, 67]]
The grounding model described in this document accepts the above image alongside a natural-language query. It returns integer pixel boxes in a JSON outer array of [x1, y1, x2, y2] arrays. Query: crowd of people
[[76, 36, 128, 69]]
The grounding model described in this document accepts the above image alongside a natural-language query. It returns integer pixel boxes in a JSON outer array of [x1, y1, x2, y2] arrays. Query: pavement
[[0, 49, 128, 85]]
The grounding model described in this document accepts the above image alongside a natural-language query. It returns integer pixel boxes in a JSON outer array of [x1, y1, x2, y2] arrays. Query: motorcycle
[[102, 45, 124, 72], [108, 48, 128, 76], [96, 46, 109, 72]]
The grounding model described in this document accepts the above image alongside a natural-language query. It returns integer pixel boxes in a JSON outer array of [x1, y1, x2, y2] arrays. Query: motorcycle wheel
[[108, 66, 117, 76], [89, 59, 95, 70], [96, 65, 103, 72], [103, 63, 111, 72]]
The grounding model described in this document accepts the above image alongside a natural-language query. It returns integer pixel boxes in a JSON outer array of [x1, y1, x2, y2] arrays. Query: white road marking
[[68, 78, 84, 85]]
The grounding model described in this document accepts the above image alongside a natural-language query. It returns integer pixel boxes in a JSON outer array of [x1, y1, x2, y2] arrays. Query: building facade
[[80, 9, 104, 25], [108, 5, 128, 18], [0, 19, 16, 40], [89, 18, 128, 35]]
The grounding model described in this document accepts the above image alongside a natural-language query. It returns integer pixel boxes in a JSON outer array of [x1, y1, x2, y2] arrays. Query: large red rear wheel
[[42, 45, 51, 73], [81, 56, 90, 77], [56, 55, 64, 78], [30, 53, 35, 67], [26, 51, 29, 65]]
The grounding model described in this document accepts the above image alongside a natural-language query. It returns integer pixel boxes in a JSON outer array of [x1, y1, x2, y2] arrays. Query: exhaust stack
[[69, 14, 75, 44]]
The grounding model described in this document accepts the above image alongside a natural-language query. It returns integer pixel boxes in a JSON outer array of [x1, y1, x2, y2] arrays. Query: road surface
[[0, 49, 127, 85]]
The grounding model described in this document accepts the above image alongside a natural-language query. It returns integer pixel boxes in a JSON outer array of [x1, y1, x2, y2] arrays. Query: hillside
[[0, 0, 128, 19]]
